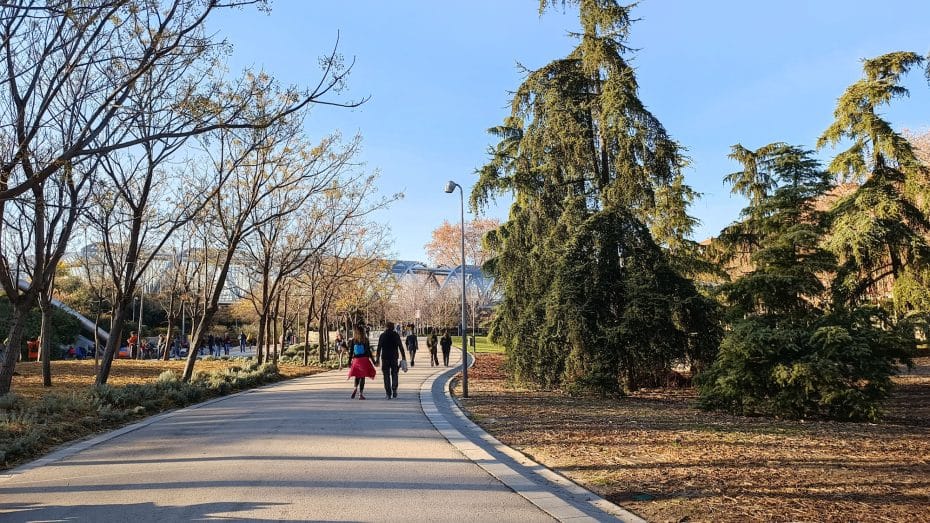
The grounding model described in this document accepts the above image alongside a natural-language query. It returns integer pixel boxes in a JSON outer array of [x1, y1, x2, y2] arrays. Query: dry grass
[[10, 358, 319, 400], [455, 354, 930, 523], [2, 358, 324, 471]]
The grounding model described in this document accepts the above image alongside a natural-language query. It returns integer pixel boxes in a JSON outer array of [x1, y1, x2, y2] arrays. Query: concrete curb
[[0, 367, 329, 482], [419, 350, 647, 523]]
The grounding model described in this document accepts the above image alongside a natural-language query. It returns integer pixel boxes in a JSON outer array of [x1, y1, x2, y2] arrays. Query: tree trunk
[[38, 293, 54, 387], [303, 304, 312, 366], [256, 312, 267, 365], [0, 306, 29, 395], [162, 314, 175, 361], [96, 299, 132, 385], [272, 296, 281, 364]]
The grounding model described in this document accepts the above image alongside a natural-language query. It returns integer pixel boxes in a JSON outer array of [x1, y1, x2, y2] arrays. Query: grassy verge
[[453, 354, 930, 522], [1, 358, 324, 471], [452, 335, 506, 354]]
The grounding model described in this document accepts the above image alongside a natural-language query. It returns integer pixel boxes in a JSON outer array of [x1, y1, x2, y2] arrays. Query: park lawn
[[452, 335, 506, 354], [2, 358, 325, 471], [454, 353, 930, 523]]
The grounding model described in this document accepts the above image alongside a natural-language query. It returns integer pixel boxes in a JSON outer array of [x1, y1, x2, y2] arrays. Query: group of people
[[346, 324, 456, 400]]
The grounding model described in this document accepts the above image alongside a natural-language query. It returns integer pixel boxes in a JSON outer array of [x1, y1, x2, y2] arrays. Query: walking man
[[404, 327, 418, 367], [427, 332, 439, 366], [440, 330, 452, 367], [375, 321, 407, 399]]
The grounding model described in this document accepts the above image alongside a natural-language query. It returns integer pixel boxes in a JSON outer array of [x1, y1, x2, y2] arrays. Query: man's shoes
[[386, 394, 391, 399], [358, 393, 366, 400], [350, 389, 357, 399], [392, 392, 397, 398]]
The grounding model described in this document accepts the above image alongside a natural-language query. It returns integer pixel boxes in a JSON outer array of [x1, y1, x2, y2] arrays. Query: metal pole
[[458, 185, 468, 398]]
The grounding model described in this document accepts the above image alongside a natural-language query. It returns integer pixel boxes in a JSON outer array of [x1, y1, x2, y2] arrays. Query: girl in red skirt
[[347, 325, 376, 400]]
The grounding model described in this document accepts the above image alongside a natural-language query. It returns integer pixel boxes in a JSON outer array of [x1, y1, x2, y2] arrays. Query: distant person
[[347, 325, 376, 400], [376, 321, 407, 399], [239, 332, 247, 353], [440, 331, 452, 367], [76, 345, 86, 360], [127, 331, 138, 359], [427, 332, 439, 367], [223, 334, 231, 355], [404, 328, 418, 367]]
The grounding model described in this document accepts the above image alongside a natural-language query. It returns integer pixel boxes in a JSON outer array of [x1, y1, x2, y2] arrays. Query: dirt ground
[[456, 355, 930, 523], [10, 358, 320, 400]]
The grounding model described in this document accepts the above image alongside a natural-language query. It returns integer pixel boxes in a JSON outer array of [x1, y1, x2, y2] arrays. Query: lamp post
[[444, 180, 468, 398]]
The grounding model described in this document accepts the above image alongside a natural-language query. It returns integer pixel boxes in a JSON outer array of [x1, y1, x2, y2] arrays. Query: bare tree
[[0, 0, 363, 393], [180, 106, 371, 380]]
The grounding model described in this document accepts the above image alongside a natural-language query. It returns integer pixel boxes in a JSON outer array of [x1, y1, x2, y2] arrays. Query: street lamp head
[[444, 180, 458, 193]]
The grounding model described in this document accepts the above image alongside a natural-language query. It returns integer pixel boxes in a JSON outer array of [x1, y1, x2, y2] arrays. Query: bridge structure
[[389, 260, 495, 298]]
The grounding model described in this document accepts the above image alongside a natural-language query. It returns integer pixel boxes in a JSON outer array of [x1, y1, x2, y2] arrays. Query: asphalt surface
[[0, 349, 554, 522]]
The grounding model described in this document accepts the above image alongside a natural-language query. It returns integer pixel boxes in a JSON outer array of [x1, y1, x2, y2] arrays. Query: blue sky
[[209, 1, 930, 262]]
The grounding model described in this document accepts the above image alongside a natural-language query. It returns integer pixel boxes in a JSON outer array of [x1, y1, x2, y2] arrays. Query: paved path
[[0, 344, 632, 522]]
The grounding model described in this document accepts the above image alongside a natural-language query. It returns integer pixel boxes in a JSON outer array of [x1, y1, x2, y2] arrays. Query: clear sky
[[208, 1, 930, 262]]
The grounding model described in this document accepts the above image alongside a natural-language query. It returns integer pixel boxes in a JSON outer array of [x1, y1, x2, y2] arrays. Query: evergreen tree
[[817, 52, 930, 314], [699, 144, 912, 421], [473, 1, 717, 393]]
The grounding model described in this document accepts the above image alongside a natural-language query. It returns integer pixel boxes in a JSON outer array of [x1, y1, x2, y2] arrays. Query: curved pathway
[[0, 345, 632, 522]]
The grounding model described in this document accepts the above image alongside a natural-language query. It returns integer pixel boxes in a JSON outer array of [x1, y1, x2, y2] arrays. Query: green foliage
[[700, 143, 913, 421], [475, 2, 718, 394], [817, 51, 930, 312], [699, 308, 913, 421]]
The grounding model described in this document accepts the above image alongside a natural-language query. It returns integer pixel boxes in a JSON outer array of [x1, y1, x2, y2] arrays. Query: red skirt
[[347, 357, 376, 379]]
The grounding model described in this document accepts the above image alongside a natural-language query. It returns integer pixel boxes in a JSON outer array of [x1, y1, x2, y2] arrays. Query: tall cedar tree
[[817, 52, 930, 315], [699, 144, 912, 421], [472, 1, 718, 393]]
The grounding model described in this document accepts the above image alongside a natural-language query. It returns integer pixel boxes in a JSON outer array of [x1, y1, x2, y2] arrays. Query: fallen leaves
[[457, 354, 930, 523]]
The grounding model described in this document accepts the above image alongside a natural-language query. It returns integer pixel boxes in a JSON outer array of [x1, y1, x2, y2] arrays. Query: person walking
[[375, 321, 407, 399], [440, 330, 452, 367], [404, 328, 418, 367], [347, 325, 376, 400], [427, 332, 439, 367], [239, 332, 247, 353]]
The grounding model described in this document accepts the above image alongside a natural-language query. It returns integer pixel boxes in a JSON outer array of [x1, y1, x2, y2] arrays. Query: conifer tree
[[473, 0, 717, 393], [817, 52, 930, 313], [699, 144, 912, 421]]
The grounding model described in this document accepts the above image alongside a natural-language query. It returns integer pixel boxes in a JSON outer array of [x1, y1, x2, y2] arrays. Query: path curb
[[419, 350, 647, 523]]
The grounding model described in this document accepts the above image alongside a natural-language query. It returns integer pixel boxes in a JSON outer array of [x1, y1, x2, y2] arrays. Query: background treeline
[[474, 1, 930, 421]]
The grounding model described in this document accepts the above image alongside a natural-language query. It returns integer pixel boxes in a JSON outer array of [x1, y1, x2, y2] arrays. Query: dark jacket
[[376, 329, 406, 365], [405, 334, 418, 351], [440, 335, 452, 351]]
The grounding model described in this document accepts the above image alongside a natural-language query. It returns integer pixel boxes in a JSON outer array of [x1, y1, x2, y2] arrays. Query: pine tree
[[699, 144, 912, 421], [817, 51, 930, 314], [473, 1, 717, 393]]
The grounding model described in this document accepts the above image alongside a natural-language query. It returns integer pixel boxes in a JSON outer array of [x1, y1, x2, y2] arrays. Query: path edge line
[[418, 350, 647, 523]]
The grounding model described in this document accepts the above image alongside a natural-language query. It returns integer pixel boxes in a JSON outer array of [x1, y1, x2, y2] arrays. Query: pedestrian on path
[[347, 325, 376, 400], [405, 327, 418, 367], [440, 331, 452, 367], [239, 332, 247, 353], [375, 321, 407, 399], [427, 332, 439, 366]]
